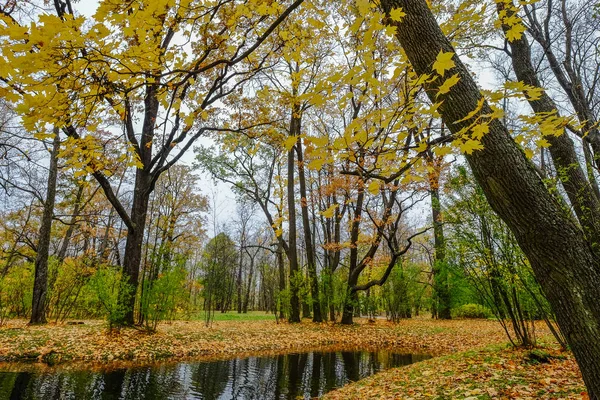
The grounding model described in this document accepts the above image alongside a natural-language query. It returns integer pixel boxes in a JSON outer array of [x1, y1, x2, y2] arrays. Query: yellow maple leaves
[[432, 50, 456, 77], [437, 74, 460, 97], [496, 0, 527, 42], [389, 8, 406, 22]]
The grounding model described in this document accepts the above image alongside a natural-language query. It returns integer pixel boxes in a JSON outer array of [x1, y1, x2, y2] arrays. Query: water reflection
[[0, 350, 430, 399]]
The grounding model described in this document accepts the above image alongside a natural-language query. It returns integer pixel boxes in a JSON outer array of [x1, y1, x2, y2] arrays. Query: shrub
[[86, 266, 127, 329], [139, 266, 187, 331], [454, 303, 492, 319]]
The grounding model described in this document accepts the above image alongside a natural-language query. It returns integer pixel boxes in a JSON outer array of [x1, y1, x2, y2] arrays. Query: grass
[[193, 310, 277, 322]]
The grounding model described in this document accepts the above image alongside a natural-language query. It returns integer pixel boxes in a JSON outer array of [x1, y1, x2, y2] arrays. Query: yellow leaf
[[389, 8, 406, 21], [459, 139, 484, 155], [433, 146, 452, 156], [471, 122, 489, 140], [437, 74, 460, 97], [455, 97, 485, 123], [320, 204, 338, 218], [284, 136, 297, 151], [367, 180, 381, 195], [308, 157, 326, 171], [432, 50, 455, 77], [506, 23, 526, 42]]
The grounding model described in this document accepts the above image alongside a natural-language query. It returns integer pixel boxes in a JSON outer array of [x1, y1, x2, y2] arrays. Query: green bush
[[0, 263, 33, 323], [87, 266, 128, 329], [454, 303, 492, 319], [140, 265, 187, 331]]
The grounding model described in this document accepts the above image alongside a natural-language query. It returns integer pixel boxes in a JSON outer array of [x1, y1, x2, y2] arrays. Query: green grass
[[192, 311, 277, 322]]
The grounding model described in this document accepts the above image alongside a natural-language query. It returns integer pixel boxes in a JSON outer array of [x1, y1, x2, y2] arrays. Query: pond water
[[0, 350, 430, 399]]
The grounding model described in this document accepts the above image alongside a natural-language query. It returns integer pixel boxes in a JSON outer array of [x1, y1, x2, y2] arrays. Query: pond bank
[[325, 343, 585, 399], [0, 318, 508, 366]]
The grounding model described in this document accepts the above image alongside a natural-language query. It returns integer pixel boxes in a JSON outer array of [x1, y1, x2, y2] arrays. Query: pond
[[0, 349, 431, 399]]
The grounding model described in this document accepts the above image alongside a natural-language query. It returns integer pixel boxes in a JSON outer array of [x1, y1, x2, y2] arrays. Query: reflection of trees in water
[[0, 350, 430, 400]]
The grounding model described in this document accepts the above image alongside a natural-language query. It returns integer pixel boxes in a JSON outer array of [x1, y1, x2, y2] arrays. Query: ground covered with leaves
[[0, 317, 585, 398], [325, 343, 585, 399], [0, 317, 505, 365]]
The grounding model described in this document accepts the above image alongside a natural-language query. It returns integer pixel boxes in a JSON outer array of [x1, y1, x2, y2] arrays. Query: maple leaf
[[506, 23, 526, 42], [459, 139, 484, 154], [389, 8, 406, 21], [433, 146, 452, 156], [471, 122, 489, 140], [436, 74, 460, 97], [284, 136, 297, 151], [432, 50, 456, 77]]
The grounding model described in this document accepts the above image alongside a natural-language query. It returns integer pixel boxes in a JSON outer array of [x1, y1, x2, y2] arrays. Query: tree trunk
[[341, 184, 365, 325], [296, 137, 322, 322], [287, 110, 301, 323], [428, 155, 451, 319], [277, 241, 286, 320], [30, 128, 60, 325], [237, 242, 244, 313], [119, 170, 151, 325], [381, 0, 600, 395], [243, 254, 254, 313]]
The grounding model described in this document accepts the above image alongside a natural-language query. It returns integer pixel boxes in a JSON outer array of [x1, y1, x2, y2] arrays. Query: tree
[[30, 128, 60, 324], [380, 0, 600, 394], [202, 232, 238, 325], [0, 0, 305, 325]]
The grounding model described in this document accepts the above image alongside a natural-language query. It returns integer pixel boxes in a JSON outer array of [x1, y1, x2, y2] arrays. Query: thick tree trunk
[[30, 128, 60, 325], [381, 0, 600, 395], [296, 137, 322, 322], [119, 170, 151, 325]]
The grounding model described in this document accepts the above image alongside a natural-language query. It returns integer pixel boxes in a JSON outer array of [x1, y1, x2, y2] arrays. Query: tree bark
[[381, 0, 600, 395], [30, 128, 60, 325], [296, 137, 322, 322], [429, 169, 451, 319], [119, 169, 151, 325], [287, 109, 301, 323], [277, 240, 286, 320], [341, 184, 365, 325]]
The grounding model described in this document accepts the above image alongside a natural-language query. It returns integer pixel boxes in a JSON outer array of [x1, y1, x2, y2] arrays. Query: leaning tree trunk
[[380, 0, 600, 395], [30, 128, 61, 325]]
